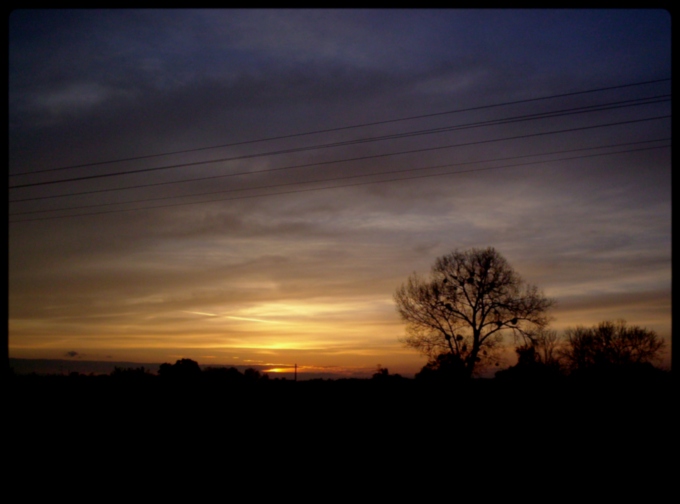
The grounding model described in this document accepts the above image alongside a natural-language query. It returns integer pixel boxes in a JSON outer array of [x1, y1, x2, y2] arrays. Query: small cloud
[[65, 351, 79, 358], [32, 83, 113, 118]]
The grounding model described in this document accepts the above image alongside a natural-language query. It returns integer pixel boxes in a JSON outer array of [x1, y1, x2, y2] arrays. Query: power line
[[9, 138, 670, 203], [10, 139, 669, 213], [10, 144, 670, 222], [8, 77, 670, 178], [9, 95, 669, 188], [9, 111, 670, 190]]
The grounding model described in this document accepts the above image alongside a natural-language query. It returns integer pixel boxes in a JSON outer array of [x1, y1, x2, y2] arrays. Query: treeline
[[7, 321, 670, 395], [120, 358, 272, 384], [7, 337, 672, 437], [9, 352, 669, 461], [416, 319, 669, 385], [496, 319, 668, 384]]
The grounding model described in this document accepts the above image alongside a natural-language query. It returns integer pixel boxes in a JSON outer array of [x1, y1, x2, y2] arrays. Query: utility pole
[[294, 363, 297, 382]]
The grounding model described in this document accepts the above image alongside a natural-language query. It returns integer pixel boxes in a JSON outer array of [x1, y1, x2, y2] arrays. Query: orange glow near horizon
[[9, 295, 672, 376]]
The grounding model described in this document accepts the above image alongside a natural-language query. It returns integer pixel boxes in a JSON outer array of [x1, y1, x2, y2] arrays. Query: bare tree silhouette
[[395, 247, 554, 379]]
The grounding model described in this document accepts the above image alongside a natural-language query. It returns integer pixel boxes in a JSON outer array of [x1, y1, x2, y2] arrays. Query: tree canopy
[[562, 320, 665, 373], [158, 358, 202, 380], [394, 247, 554, 379]]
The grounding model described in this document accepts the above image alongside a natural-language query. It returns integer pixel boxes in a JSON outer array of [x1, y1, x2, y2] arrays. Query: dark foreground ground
[[8, 371, 673, 429], [6, 371, 675, 492]]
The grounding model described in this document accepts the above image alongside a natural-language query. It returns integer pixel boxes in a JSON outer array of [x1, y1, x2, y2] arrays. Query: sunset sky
[[8, 9, 671, 377]]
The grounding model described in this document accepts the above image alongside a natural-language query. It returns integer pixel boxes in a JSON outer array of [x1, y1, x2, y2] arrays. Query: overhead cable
[[9, 138, 669, 205], [8, 77, 670, 178], [9, 113, 671, 189], [10, 144, 670, 222]]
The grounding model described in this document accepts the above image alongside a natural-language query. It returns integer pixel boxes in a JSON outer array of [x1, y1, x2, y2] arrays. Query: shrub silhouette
[[495, 344, 563, 383], [415, 353, 468, 383], [158, 358, 202, 381], [562, 320, 665, 375]]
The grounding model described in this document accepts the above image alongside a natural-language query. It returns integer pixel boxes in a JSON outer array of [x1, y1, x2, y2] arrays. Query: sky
[[8, 9, 671, 378]]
